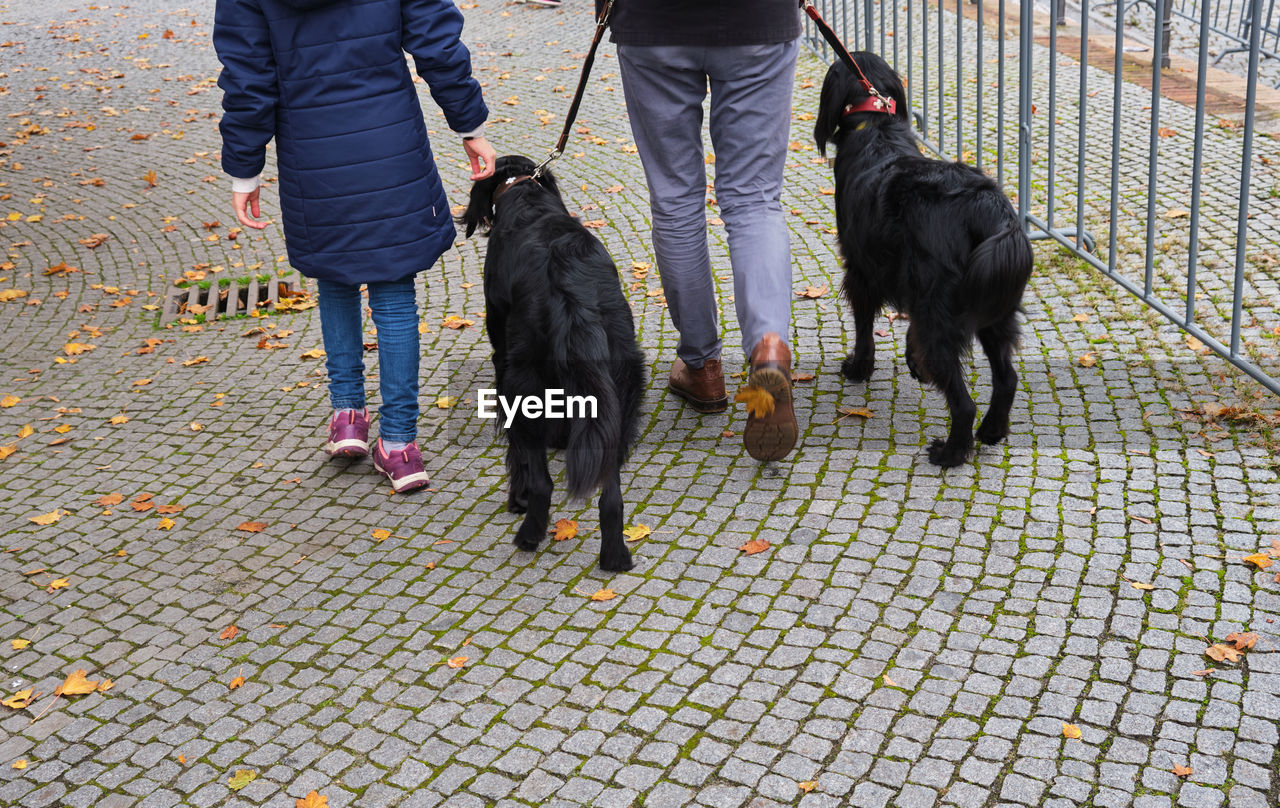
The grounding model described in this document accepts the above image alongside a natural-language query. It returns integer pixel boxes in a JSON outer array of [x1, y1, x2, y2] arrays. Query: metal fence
[[802, 0, 1280, 396]]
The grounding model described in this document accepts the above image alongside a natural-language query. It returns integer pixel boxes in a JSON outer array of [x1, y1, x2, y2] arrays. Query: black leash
[[798, 0, 896, 115], [532, 0, 614, 178]]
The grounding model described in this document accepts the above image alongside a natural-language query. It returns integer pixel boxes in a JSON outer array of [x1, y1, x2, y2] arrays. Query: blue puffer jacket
[[214, 0, 487, 283]]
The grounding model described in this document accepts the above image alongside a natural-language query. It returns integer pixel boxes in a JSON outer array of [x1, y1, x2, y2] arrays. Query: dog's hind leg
[[841, 287, 879, 383], [916, 330, 977, 468], [975, 313, 1020, 446], [510, 432, 553, 553], [597, 467, 633, 573]]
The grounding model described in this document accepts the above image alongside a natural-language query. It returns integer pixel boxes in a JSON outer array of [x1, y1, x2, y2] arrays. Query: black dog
[[462, 156, 645, 572], [815, 52, 1034, 467]]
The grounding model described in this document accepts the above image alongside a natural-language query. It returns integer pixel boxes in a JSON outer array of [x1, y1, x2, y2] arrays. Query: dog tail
[[546, 254, 622, 501], [968, 222, 1034, 319]]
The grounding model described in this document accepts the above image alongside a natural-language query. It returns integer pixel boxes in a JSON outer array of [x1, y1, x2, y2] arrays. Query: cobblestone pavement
[[2, 1, 1280, 807]]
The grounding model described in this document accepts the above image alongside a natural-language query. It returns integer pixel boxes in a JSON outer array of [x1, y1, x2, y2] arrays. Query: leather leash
[[532, 0, 615, 179], [798, 0, 897, 116]]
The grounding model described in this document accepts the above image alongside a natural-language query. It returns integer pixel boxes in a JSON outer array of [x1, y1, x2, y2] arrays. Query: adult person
[[604, 0, 802, 462], [214, 0, 496, 493]]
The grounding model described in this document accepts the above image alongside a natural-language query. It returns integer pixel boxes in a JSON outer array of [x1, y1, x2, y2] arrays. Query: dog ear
[[460, 174, 497, 237], [814, 62, 849, 156]]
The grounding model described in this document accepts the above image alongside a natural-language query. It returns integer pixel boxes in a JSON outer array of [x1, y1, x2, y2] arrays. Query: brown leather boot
[[668, 357, 728, 413], [742, 333, 797, 461]]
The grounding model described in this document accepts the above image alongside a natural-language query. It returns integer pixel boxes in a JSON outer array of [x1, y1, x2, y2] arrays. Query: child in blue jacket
[[215, 0, 495, 492]]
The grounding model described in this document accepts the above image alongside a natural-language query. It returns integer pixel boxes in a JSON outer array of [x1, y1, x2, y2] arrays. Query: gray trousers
[[617, 40, 799, 365]]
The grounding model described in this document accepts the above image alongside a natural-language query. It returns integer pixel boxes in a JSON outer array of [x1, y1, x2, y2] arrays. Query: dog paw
[[975, 418, 1009, 445], [513, 521, 543, 552], [841, 355, 874, 383], [599, 544, 634, 573], [927, 438, 970, 468]]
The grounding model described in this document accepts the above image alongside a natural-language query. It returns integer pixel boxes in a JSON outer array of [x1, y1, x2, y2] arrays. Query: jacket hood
[[281, 0, 343, 9]]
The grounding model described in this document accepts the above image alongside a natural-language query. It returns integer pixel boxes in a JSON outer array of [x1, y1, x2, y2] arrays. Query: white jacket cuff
[[230, 174, 262, 193], [456, 123, 486, 140]]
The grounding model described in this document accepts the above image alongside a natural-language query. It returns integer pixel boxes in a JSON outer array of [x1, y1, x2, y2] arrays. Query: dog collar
[[491, 174, 536, 204], [842, 95, 897, 116]]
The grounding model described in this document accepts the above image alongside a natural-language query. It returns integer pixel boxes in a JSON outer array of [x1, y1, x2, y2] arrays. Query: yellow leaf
[[236, 521, 267, 533], [12, 759, 27, 770], [1130, 581, 1155, 591], [228, 676, 245, 690], [132, 378, 151, 387], [54, 424, 73, 434], [435, 396, 457, 409], [835, 406, 874, 423], [2, 688, 37, 709], [446, 655, 469, 668], [739, 539, 771, 555], [297, 792, 329, 808], [371, 528, 392, 541], [883, 674, 898, 687], [1206, 643, 1241, 663], [227, 769, 256, 790], [29, 511, 62, 526], [189, 422, 203, 431], [181, 356, 209, 367], [0, 289, 28, 302], [1062, 723, 1082, 740], [108, 414, 129, 425], [589, 588, 617, 602], [734, 385, 775, 418], [56, 670, 99, 696], [0, 395, 20, 407], [1172, 764, 1192, 777], [1243, 553, 1273, 570], [798, 780, 817, 793], [300, 348, 326, 360], [1072, 312, 1089, 322], [157, 518, 175, 531], [17, 424, 33, 439], [1078, 351, 1097, 367], [97, 679, 114, 693], [0, 444, 15, 461], [48, 578, 70, 590], [11, 639, 30, 650], [178, 754, 187, 764], [622, 523, 650, 543], [552, 519, 578, 541]]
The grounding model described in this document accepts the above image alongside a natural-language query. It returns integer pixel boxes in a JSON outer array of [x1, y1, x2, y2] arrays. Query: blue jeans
[[617, 39, 798, 363], [316, 276, 419, 443]]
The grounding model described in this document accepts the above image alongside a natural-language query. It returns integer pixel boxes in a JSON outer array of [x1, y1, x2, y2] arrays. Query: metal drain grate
[[161, 273, 305, 323]]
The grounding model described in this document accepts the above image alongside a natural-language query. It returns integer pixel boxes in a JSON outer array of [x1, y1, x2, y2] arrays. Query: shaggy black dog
[[462, 155, 645, 572], [815, 52, 1034, 468]]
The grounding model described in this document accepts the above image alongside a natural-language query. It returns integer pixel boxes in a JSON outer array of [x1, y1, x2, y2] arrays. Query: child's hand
[[463, 137, 496, 180], [233, 188, 269, 230]]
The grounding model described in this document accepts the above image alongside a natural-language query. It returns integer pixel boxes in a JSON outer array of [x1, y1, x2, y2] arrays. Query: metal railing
[[802, 0, 1280, 396]]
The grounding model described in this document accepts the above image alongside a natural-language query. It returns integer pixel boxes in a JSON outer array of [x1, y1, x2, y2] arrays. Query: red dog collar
[[843, 95, 897, 116]]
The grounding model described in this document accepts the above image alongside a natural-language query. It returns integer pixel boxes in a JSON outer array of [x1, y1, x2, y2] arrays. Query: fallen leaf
[[792, 373, 815, 382], [155, 504, 184, 515], [623, 523, 650, 543], [228, 676, 245, 690], [0, 444, 16, 460], [1061, 723, 1082, 740], [446, 656, 469, 668], [735, 385, 775, 418], [28, 511, 62, 526], [227, 769, 256, 790], [835, 406, 874, 423], [1172, 764, 1192, 777], [883, 674, 898, 687], [1130, 581, 1155, 591], [1078, 352, 1097, 367], [435, 396, 457, 409], [1191, 668, 1215, 676], [181, 356, 209, 367], [56, 670, 99, 696], [300, 348, 325, 360], [236, 522, 267, 533], [0, 395, 19, 408], [795, 284, 829, 298], [47, 578, 70, 592], [190, 422, 203, 431], [371, 528, 391, 541], [97, 680, 114, 693], [552, 519, 578, 541], [1072, 312, 1090, 322], [157, 518, 175, 531], [798, 780, 817, 793], [78, 233, 110, 249], [16, 424, 32, 439], [108, 414, 129, 425], [10, 639, 30, 650], [132, 378, 151, 387], [297, 792, 329, 808], [2, 688, 37, 709], [12, 759, 26, 770], [1225, 631, 1258, 650], [1205, 644, 1242, 663], [589, 588, 617, 602], [1243, 553, 1273, 570], [739, 539, 771, 555], [178, 755, 187, 764], [219, 625, 238, 641]]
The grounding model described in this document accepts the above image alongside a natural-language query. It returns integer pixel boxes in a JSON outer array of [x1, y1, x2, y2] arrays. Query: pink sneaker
[[325, 408, 370, 458], [372, 439, 431, 493]]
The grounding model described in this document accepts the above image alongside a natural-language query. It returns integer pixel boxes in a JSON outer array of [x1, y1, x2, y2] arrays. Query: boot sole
[[742, 365, 797, 461], [668, 384, 728, 414]]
